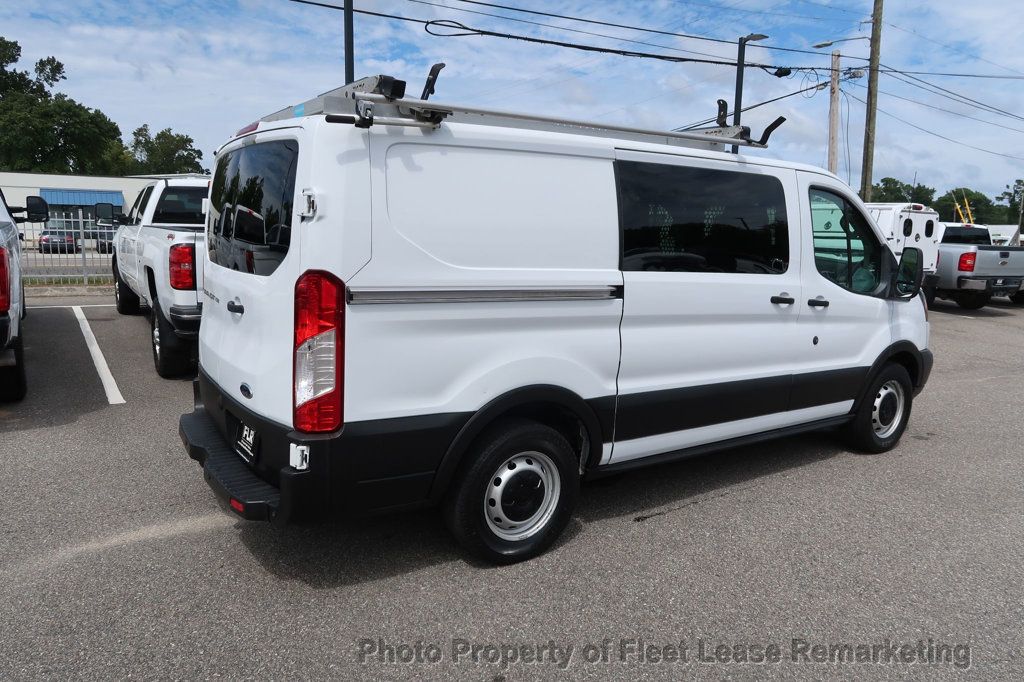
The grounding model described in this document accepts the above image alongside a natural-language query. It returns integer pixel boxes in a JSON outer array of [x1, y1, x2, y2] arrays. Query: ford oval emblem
[[239, 383, 253, 399]]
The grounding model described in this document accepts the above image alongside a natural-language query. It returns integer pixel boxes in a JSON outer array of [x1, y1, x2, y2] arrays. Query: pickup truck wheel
[[1010, 292, 1024, 305], [113, 261, 140, 315], [923, 285, 936, 308], [443, 419, 579, 564], [0, 333, 28, 402], [954, 292, 991, 310], [845, 363, 913, 454], [151, 304, 192, 378]]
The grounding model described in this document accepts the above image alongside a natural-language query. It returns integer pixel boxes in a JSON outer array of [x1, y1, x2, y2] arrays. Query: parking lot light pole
[[732, 33, 768, 154]]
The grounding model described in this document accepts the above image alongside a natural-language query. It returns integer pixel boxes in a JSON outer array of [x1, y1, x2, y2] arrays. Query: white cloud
[[2, 0, 1022, 200]]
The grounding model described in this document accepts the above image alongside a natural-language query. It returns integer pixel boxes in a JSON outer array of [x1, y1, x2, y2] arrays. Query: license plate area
[[229, 412, 260, 464]]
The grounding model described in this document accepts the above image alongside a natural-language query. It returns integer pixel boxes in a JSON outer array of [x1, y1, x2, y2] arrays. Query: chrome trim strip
[[347, 286, 621, 305]]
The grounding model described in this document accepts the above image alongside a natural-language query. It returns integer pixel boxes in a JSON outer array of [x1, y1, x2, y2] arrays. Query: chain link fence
[[19, 207, 114, 286]]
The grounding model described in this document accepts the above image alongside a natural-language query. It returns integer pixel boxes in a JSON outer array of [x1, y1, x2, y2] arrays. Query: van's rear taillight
[[293, 271, 344, 433], [0, 247, 9, 313], [169, 244, 196, 290], [958, 252, 976, 272]]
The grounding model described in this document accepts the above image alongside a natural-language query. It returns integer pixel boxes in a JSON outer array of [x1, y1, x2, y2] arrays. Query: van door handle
[[807, 298, 830, 308], [770, 295, 795, 305], [226, 300, 245, 315]]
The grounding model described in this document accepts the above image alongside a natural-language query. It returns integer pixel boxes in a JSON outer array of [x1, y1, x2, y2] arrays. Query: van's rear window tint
[[153, 187, 207, 225], [207, 140, 298, 276], [616, 161, 789, 274]]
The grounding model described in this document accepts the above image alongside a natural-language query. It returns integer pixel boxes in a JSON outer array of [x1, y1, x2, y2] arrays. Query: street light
[[812, 36, 870, 49], [732, 33, 768, 153]]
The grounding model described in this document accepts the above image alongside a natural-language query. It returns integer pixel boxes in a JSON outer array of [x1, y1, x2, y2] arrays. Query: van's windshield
[[941, 227, 991, 245], [207, 140, 298, 276]]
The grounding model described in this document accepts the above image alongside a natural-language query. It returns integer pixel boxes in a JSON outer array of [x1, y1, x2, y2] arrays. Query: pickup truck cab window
[[153, 187, 207, 226], [809, 187, 884, 294]]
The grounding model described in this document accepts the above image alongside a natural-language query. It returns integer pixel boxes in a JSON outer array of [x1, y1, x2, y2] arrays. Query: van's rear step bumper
[[180, 409, 296, 522]]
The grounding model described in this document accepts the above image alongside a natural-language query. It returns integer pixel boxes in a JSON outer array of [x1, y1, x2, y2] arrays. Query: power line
[[844, 89, 1024, 162], [884, 22, 1024, 77], [444, 0, 870, 58], [881, 67, 1024, 124], [847, 80, 1024, 135], [404, 0, 727, 60], [675, 80, 831, 130]]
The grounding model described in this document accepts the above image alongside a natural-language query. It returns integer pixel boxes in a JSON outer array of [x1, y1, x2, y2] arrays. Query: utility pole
[[859, 0, 884, 201], [344, 0, 355, 84], [827, 50, 841, 174]]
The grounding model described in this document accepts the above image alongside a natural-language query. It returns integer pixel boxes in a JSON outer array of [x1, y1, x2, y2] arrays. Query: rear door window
[[207, 140, 298, 276], [153, 187, 207, 226]]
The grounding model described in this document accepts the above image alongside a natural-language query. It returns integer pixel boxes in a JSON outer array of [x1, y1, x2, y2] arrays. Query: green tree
[[0, 36, 206, 176], [870, 177, 936, 205], [996, 179, 1023, 226], [934, 188, 1000, 224], [128, 124, 206, 175]]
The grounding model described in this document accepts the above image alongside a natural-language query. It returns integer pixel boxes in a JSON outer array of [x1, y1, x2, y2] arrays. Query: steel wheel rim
[[484, 451, 560, 542], [152, 317, 161, 360], [872, 380, 905, 439]]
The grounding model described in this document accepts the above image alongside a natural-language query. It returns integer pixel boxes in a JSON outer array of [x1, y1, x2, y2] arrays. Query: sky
[[2, 0, 1022, 200]]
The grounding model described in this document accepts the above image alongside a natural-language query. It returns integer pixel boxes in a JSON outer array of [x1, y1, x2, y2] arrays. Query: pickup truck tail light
[[957, 252, 976, 272], [0, 247, 9, 313], [293, 271, 344, 433], [169, 244, 196, 290]]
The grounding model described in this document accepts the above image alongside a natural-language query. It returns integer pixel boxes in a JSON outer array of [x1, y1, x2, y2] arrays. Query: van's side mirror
[[95, 202, 115, 221], [893, 246, 924, 299], [25, 195, 48, 222]]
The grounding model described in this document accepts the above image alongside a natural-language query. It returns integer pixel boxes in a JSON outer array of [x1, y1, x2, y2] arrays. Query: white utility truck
[[99, 175, 209, 377], [865, 203, 942, 305], [179, 72, 932, 563]]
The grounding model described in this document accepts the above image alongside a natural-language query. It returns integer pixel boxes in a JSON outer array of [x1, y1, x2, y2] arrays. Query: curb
[[24, 285, 112, 297]]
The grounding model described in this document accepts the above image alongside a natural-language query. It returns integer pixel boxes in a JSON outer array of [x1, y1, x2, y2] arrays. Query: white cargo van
[[866, 203, 942, 305], [180, 75, 933, 563]]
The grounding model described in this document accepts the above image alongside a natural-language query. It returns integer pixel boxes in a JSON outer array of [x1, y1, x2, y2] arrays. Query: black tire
[[113, 260, 140, 315], [0, 332, 27, 402], [954, 292, 990, 310], [923, 285, 936, 308], [1010, 292, 1024, 305], [845, 363, 913, 453], [443, 419, 579, 564], [150, 303, 193, 378]]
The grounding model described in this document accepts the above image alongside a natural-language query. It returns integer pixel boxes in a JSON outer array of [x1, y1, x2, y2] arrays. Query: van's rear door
[[199, 129, 306, 428]]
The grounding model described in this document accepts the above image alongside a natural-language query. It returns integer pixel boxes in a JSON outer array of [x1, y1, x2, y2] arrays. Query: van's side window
[[616, 161, 789, 274], [809, 188, 884, 294], [207, 140, 298, 276]]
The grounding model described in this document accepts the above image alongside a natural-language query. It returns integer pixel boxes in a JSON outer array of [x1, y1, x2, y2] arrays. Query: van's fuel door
[[299, 189, 317, 220]]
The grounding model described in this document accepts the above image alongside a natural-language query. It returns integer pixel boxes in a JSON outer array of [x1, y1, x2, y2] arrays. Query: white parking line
[[71, 305, 126, 405], [31, 303, 115, 309]]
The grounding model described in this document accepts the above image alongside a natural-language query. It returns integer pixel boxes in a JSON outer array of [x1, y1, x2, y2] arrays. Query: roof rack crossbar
[[258, 75, 772, 149]]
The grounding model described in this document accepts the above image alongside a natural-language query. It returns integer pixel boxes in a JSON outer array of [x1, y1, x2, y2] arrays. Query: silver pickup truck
[[934, 224, 1024, 309]]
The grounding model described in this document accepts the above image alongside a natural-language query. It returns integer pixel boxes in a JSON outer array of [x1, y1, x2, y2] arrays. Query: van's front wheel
[[444, 420, 579, 564], [845, 363, 913, 453]]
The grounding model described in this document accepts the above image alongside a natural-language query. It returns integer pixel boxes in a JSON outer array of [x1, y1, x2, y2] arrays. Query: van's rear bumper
[[180, 372, 469, 522]]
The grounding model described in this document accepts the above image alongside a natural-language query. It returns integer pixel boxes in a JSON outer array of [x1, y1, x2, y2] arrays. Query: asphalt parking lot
[[1, 293, 1022, 679]]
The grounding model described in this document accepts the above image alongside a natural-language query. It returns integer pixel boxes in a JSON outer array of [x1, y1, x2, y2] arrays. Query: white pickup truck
[[100, 175, 209, 377], [0, 190, 49, 400]]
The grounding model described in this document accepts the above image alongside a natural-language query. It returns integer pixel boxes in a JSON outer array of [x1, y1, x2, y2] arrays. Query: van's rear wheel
[[151, 304, 193, 378], [845, 363, 913, 453], [444, 419, 578, 564], [954, 292, 990, 310], [113, 259, 140, 315], [0, 333, 27, 402]]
